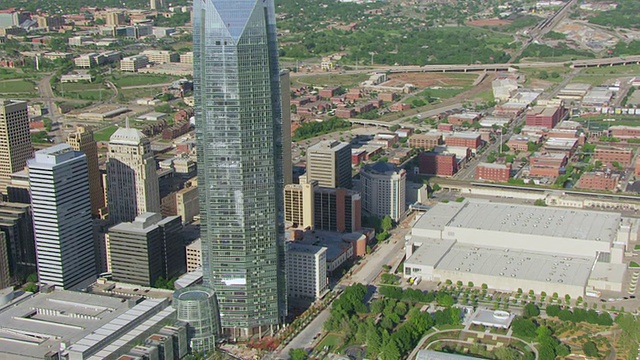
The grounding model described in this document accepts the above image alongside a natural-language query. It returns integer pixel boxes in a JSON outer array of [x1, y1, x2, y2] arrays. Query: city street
[[274, 219, 413, 359]]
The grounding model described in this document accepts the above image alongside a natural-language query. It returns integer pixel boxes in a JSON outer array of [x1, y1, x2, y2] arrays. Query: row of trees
[[545, 305, 613, 326]]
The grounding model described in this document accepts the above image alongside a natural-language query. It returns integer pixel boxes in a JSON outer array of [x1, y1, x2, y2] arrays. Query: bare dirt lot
[[384, 73, 478, 88], [467, 18, 512, 27]]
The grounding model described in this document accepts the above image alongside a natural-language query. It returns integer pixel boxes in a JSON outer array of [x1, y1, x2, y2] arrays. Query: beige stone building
[[0, 100, 32, 196], [68, 126, 106, 217], [186, 238, 201, 272], [176, 178, 199, 224], [306, 140, 352, 189], [106, 124, 160, 224]]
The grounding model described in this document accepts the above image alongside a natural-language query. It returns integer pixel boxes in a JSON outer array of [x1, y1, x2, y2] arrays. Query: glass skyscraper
[[193, 0, 286, 339]]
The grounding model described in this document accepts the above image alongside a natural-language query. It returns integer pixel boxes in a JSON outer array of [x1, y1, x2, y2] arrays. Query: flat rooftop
[[446, 200, 620, 242], [0, 289, 130, 359], [406, 240, 593, 287]]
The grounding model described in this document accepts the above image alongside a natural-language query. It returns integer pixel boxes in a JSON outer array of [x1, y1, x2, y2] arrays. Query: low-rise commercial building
[[543, 137, 578, 156], [179, 51, 192, 64], [529, 152, 567, 178], [475, 163, 511, 182], [609, 126, 640, 140], [418, 151, 458, 177], [594, 146, 634, 166], [577, 171, 619, 191], [141, 50, 179, 64], [448, 112, 481, 126], [0, 288, 145, 359], [409, 133, 443, 149], [507, 136, 537, 152], [444, 132, 482, 153], [120, 55, 149, 72], [525, 105, 566, 128], [404, 199, 631, 298]]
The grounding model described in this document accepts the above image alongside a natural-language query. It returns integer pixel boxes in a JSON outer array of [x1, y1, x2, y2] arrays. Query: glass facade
[[193, 0, 286, 337], [174, 286, 222, 353]]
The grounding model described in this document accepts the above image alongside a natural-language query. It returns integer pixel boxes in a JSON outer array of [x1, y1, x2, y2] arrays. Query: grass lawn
[[571, 75, 617, 87], [93, 126, 119, 142], [0, 80, 36, 93], [422, 87, 468, 100], [630, 261, 640, 268], [119, 86, 165, 102], [293, 73, 369, 88], [634, 245, 640, 251], [581, 64, 640, 76], [471, 88, 495, 102], [111, 73, 177, 88], [64, 89, 111, 101], [315, 333, 343, 353], [59, 82, 106, 91], [576, 116, 640, 129]]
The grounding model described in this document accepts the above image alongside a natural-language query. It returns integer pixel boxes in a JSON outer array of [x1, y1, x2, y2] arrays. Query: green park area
[[0, 80, 36, 94], [58, 82, 112, 101]]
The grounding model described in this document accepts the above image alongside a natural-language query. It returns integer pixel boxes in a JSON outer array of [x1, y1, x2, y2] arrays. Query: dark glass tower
[[193, 0, 286, 339]]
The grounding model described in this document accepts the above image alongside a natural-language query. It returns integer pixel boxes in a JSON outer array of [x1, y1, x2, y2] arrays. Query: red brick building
[[319, 86, 341, 99], [577, 172, 619, 191], [378, 92, 398, 102], [418, 152, 458, 176], [444, 132, 482, 152], [448, 113, 481, 126], [529, 152, 567, 178], [162, 121, 191, 140], [390, 103, 411, 112], [609, 126, 640, 139], [335, 107, 355, 118], [352, 150, 366, 166], [507, 136, 536, 152], [409, 133, 443, 149], [475, 163, 511, 182], [594, 146, 634, 166], [438, 123, 454, 132], [525, 105, 566, 128]]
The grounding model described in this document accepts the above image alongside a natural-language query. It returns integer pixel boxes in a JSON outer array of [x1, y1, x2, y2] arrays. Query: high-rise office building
[[306, 140, 352, 189], [280, 70, 292, 185], [106, 123, 161, 224], [194, 0, 286, 338], [67, 126, 106, 217], [0, 202, 35, 281], [0, 99, 33, 196], [359, 161, 406, 222], [0, 233, 10, 288], [109, 213, 185, 287], [284, 177, 361, 233], [28, 144, 96, 290]]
